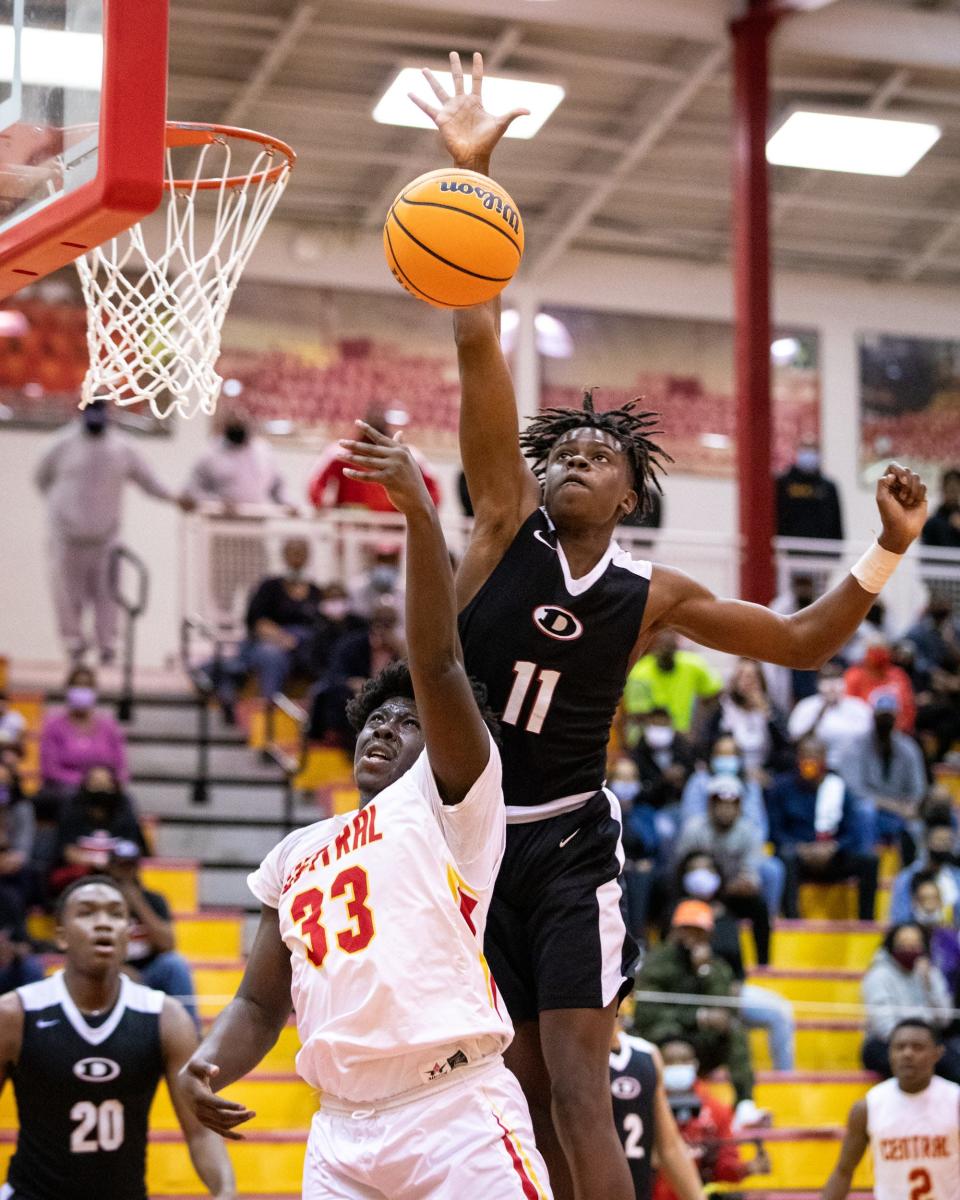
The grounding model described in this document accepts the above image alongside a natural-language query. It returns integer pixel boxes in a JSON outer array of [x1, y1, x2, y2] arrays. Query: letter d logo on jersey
[[74, 1057, 121, 1083], [532, 605, 583, 641]]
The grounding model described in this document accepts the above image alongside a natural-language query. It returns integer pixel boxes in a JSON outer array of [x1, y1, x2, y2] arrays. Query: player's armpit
[[643, 565, 878, 671]]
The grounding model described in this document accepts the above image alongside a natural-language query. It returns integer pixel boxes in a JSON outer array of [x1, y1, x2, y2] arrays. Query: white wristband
[[850, 540, 902, 595]]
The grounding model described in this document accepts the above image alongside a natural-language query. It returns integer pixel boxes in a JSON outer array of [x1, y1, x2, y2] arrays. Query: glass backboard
[[0, 0, 167, 297]]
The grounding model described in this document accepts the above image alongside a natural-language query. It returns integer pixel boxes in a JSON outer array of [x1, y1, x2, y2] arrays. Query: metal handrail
[[263, 690, 311, 834], [109, 544, 149, 722]]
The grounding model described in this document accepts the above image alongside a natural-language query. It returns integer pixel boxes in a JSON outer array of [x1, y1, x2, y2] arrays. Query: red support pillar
[[730, 1, 780, 604]]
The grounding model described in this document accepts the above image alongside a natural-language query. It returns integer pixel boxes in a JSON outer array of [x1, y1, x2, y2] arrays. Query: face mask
[[610, 779, 640, 806], [912, 906, 944, 928], [874, 714, 896, 736], [66, 686, 96, 711], [286, 567, 304, 582], [929, 605, 953, 624], [795, 448, 820, 473], [892, 946, 923, 972], [683, 868, 721, 900], [370, 565, 398, 591], [83, 413, 107, 436], [662, 1063, 697, 1093], [644, 725, 674, 749], [224, 422, 248, 446], [710, 755, 741, 776], [321, 599, 349, 622], [929, 849, 957, 868]]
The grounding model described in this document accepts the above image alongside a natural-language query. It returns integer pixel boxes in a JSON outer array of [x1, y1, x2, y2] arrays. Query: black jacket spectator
[[245, 575, 322, 636], [921, 469, 960, 548], [775, 447, 843, 540]]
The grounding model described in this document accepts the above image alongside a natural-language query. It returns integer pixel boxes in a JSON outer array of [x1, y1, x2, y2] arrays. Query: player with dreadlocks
[[414, 50, 928, 1200]]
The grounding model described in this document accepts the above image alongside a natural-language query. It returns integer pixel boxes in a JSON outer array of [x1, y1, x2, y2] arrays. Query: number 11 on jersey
[[502, 661, 561, 735]]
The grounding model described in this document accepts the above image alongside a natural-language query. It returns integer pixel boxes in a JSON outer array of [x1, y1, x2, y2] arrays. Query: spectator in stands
[[609, 756, 660, 937], [768, 573, 819, 706], [921, 466, 960, 548], [673, 777, 780, 965], [838, 694, 926, 863], [308, 407, 440, 512], [906, 591, 960, 677], [211, 536, 323, 720], [861, 922, 960, 1082], [680, 732, 770, 842], [623, 631, 722, 736], [0, 875, 44, 995], [631, 900, 762, 1123], [775, 438, 843, 541], [909, 872, 960, 998], [844, 638, 916, 732], [308, 600, 404, 746], [700, 657, 793, 781], [185, 411, 290, 510], [39, 667, 128, 795], [106, 840, 199, 1028], [0, 691, 26, 761], [308, 583, 369, 676], [35, 399, 189, 665], [787, 660, 873, 769], [0, 763, 36, 908], [653, 1036, 770, 1199], [629, 707, 696, 814], [665, 849, 795, 1071], [768, 736, 878, 921], [349, 542, 403, 619], [889, 820, 960, 925], [48, 765, 147, 896]]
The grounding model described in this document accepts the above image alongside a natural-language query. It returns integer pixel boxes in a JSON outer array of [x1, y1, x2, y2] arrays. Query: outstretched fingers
[[408, 91, 440, 122], [471, 51, 483, 97], [450, 50, 465, 95]]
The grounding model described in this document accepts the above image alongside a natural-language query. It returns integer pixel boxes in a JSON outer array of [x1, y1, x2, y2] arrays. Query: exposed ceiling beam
[[901, 211, 960, 281], [171, 6, 283, 34], [529, 44, 727, 278], [361, 24, 524, 228], [221, 2, 317, 127]]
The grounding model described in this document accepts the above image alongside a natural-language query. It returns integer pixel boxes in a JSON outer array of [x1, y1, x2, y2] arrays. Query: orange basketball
[[383, 168, 524, 309]]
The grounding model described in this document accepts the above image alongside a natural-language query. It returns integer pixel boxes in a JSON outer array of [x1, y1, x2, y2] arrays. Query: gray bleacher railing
[[109, 544, 149, 723]]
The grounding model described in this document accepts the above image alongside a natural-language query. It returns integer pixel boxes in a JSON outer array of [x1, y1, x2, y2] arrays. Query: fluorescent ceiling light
[[766, 110, 940, 177], [501, 310, 574, 358], [0, 27, 103, 91], [374, 67, 564, 139]]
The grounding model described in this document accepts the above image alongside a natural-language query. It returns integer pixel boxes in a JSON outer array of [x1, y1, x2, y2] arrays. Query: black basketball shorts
[[484, 789, 639, 1022]]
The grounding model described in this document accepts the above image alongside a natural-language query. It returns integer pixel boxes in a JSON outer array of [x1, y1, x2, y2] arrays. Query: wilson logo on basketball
[[74, 1057, 121, 1083], [438, 181, 521, 234], [611, 1076, 641, 1101], [532, 605, 583, 641]]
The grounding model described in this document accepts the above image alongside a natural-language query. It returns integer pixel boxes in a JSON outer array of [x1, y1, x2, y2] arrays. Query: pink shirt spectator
[[40, 711, 129, 788]]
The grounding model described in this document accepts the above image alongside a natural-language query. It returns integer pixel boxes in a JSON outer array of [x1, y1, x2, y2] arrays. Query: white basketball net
[[75, 127, 293, 420]]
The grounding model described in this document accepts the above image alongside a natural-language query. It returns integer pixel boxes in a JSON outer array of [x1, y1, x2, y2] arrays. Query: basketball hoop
[[75, 122, 296, 420]]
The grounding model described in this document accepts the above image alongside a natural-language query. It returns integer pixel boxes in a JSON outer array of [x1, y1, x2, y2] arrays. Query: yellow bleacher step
[[742, 922, 880, 971], [142, 860, 199, 916], [799, 882, 890, 922], [0, 1077, 316, 1133], [707, 1074, 870, 1126], [0, 1136, 306, 1196], [749, 1024, 863, 1072], [174, 912, 243, 961], [747, 967, 861, 1007], [748, 1137, 871, 1192], [193, 963, 244, 1018]]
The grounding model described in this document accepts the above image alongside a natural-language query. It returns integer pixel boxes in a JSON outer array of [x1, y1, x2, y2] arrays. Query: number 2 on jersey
[[291, 866, 375, 968], [621, 1113, 646, 1160], [70, 1099, 124, 1153], [503, 661, 561, 734], [908, 1167, 932, 1200]]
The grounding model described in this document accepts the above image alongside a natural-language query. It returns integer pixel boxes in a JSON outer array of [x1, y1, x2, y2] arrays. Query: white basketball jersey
[[866, 1075, 960, 1200], [248, 734, 512, 1103]]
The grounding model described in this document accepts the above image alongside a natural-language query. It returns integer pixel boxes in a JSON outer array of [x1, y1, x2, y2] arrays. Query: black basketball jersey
[[459, 508, 651, 809], [609, 1032, 657, 1200], [5, 971, 165, 1200]]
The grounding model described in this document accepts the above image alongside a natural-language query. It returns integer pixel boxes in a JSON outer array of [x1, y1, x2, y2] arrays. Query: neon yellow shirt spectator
[[624, 649, 722, 732]]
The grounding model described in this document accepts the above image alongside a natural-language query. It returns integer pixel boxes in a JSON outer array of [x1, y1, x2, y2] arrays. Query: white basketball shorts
[[303, 1058, 552, 1200]]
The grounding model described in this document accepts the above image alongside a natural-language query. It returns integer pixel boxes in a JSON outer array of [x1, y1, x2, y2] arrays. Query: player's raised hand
[[409, 51, 529, 171], [875, 462, 928, 554], [178, 1058, 257, 1141], [340, 420, 433, 517]]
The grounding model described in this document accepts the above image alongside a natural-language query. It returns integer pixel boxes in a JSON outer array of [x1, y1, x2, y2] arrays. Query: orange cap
[[671, 900, 715, 932]]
